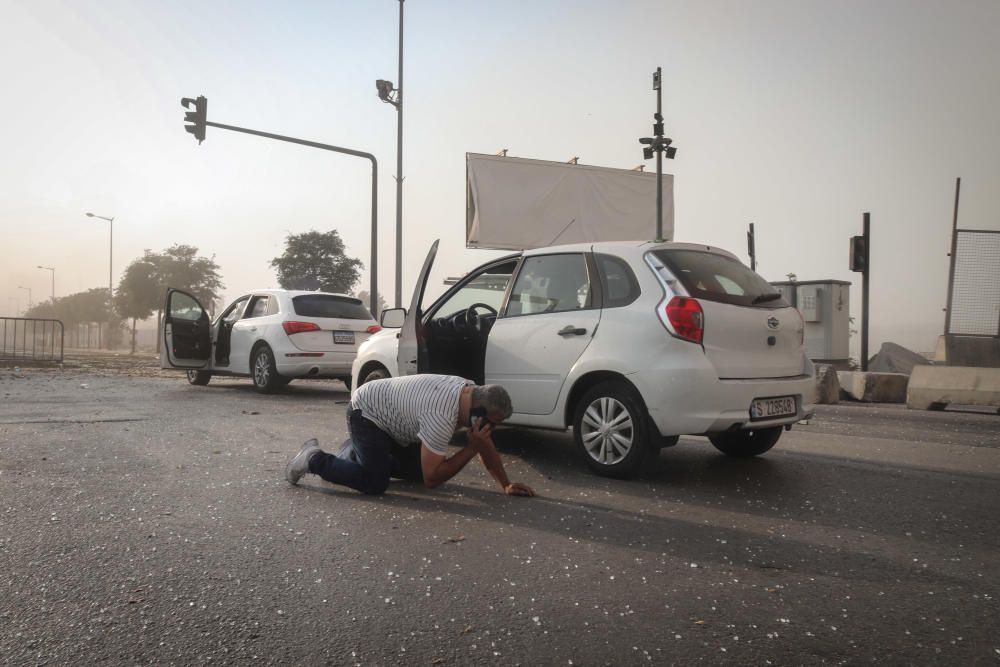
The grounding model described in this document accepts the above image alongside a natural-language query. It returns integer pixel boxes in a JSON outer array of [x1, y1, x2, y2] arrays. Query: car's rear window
[[292, 295, 372, 319], [651, 249, 789, 309]]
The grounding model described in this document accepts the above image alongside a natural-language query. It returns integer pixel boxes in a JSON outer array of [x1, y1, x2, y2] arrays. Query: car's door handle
[[558, 325, 587, 336]]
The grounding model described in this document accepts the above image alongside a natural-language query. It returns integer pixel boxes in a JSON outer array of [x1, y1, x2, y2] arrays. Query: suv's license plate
[[750, 396, 796, 421], [333, 330, 355, 345]]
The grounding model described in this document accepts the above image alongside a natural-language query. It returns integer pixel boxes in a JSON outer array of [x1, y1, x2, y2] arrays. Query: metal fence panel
[[0, 318, 64, 363], [947, 230, 1000, 337]]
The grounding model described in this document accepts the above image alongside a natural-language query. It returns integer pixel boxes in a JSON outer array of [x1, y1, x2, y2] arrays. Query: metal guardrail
[[0, 317, 64, 363]]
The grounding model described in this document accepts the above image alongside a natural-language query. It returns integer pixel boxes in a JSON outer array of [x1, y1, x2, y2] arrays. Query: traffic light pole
[[201, 120, 379, 317], [861, 212, 870, 372]]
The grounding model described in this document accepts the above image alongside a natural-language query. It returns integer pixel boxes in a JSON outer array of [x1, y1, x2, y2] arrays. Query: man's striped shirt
[[349, 374, 473, 455]]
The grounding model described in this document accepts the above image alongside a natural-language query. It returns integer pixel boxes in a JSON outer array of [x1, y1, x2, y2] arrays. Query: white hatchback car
[[352, 240, 816, 478], [161, 288, 379, 393]]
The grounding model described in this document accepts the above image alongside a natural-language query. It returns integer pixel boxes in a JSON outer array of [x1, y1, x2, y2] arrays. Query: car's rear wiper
[[751, 293, 782, 304]]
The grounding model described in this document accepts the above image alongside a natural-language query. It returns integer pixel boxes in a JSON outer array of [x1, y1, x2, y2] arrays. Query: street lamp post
[[377, 0, 405, 307], [37, 265, 55, 303], [86, 212, 114, 350], [17, 285, 32, 312]]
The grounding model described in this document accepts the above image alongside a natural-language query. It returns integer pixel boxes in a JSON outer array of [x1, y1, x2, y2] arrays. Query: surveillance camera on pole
[[638, 67, 677, 242], [376, 79, 399, 107]]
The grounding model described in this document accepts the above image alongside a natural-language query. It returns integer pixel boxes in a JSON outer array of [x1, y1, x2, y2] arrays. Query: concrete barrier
[[814, 364, 840, 404], [906, 365, 1000, 411], [837, 371, 909, 403]]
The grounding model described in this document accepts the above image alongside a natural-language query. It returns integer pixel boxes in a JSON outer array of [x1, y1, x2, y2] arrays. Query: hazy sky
[[2, 0, 999, 354]]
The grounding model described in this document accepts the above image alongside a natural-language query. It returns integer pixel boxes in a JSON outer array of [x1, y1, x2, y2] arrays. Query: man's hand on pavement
[[504, 482, 535, 497]]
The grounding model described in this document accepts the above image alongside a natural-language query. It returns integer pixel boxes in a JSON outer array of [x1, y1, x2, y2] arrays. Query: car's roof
[[239, 289, 362, 300], [521, 240, 736, 258]]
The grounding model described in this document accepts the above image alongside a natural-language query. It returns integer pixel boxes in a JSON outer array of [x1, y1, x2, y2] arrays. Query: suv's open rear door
[[160, 288, 212, 369], [397, 240, 439, 376]]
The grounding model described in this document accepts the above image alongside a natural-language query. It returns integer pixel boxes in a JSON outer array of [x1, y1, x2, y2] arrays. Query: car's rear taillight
[[282, 321, 321, 335], [366, 325, 382, 334], [794, 308, 805, 346], [665, 297, 704, 344]]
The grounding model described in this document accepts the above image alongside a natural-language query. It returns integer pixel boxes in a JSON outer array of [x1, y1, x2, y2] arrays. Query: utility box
[[770, 279, 852, 367]]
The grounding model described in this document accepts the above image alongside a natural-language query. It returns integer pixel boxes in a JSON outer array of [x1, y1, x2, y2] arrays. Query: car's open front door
[[160, 288, 212, 369], [397, 240, 439, 376]]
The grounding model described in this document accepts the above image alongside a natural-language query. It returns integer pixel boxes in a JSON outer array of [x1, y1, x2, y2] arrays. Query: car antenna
[[547, 218, 576, 246]]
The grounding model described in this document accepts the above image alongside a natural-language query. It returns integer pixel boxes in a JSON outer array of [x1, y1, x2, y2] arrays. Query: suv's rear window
[[292, 295, 372, 319], [652, 249, 789, 309]]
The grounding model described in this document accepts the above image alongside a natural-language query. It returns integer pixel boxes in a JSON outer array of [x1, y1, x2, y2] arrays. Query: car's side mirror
[[380, 308, 406, 328]]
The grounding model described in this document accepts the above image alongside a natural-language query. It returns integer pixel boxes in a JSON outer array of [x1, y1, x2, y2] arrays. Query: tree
[[354, 290, 388, 318], [150, 245, 224, 352], [114, 253, 160, 354], [26, 288, 118, 348], [270, 230, 362, 294], [155, 244, 224, 310]]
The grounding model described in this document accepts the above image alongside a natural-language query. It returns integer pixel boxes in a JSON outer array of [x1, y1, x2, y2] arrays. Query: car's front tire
[[708, 427, 782, 458], [186, 370, 211, 386], [572, 380, 655, 479], [251, 345, 288, 394]]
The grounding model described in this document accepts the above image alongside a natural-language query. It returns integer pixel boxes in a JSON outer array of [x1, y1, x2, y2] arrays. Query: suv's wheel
[[186, 369, 211, 386], [573, 381, 654, 478], [251, 345, 288, 394], [708, 427, 782, 458], [361, 366, 390, 386]]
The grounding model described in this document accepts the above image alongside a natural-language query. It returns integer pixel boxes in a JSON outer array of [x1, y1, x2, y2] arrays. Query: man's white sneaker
[[286, 439, 321, 485]]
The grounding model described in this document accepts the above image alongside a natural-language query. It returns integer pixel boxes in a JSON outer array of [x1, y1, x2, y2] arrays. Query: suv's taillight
[[282, 321, 321, 335], [366, 325, 382, 334], [665, 297, 704, 343]]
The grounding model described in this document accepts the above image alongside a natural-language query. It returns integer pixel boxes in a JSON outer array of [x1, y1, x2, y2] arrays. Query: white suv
[[352, 240, 815, 478], [161, 288, 379, 393]]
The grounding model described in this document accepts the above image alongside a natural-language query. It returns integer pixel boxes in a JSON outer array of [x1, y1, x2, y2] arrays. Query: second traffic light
[[181, 96, 208, 144], [849, 235, 867, 272]]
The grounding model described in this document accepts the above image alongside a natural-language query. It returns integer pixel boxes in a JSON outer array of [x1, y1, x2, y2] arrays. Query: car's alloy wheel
[[251, 346, 287, 394], [708, 427, 782, 458], [186, 369, 211, 386], [573, 380, 653, 478], [580, 397, 634, 466]]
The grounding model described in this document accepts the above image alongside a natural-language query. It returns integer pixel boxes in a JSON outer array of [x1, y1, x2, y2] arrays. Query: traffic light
[[181, 96, 208, 144], [849, 235, 867, 272]]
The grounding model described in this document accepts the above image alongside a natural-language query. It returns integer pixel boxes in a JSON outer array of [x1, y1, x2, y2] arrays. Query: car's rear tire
[[708, 427, 782, 458], [186, 370, 211, 386], [251, 345, 288, 394], [572, 380, 655, 479], [361, 366, 390, 386], [340, 376, 353, 391]]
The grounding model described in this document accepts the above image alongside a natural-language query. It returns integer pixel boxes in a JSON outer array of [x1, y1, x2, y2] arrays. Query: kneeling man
[[285, 374, 535, 497]]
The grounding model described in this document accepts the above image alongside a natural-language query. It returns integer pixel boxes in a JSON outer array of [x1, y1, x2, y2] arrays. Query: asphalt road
[[2, 368, 999, 665]]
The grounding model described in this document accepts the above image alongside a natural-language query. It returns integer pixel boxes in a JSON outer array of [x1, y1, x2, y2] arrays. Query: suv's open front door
[[397, 240, 439, 376], [160, 288, 212, 369]]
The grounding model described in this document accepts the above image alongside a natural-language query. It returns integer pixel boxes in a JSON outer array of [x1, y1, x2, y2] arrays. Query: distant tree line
[[26, 244, 222, 353], [24, 228, 368, 353]]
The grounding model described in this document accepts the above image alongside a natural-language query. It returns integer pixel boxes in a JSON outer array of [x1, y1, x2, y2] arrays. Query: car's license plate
[[333, 330, 355, 345], [750, 396, 796, 421]]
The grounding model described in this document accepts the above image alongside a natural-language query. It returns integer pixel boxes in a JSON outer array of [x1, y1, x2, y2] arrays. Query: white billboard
[[466, 153, 673, 251]]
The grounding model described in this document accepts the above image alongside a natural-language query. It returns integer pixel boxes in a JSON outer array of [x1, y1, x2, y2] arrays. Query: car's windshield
[[652, 249, 788, 308], [431, 261, 517, 319], [292, 295, 372, 319]]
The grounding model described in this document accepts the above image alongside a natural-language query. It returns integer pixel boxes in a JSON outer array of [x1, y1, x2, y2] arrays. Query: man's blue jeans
[[308, 408, 422, 495]]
